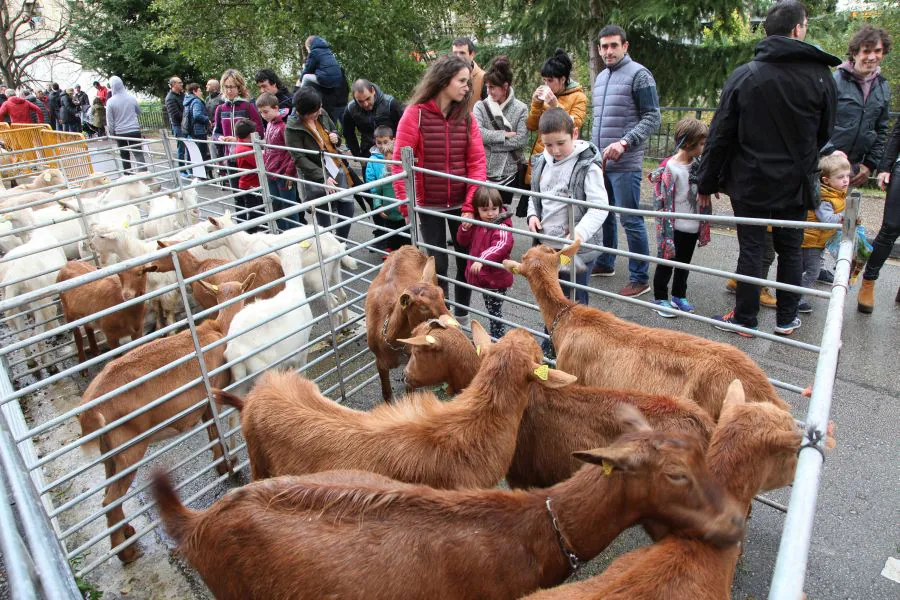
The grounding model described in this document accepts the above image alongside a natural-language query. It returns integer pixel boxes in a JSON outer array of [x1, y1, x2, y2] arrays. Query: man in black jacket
[[48, 83, 61, 129], [165, 76, 186, 172], [342, 79, 405, 158], [697, 0, 839, 336]]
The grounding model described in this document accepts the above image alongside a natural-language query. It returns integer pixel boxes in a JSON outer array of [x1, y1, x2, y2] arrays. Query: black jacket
[[879, 117, 900, 173], [822, 67, 891, 170], [165, 90, 185, 132], [205, 91, 225, 126], [48, 90, 61, 115], [59, 94, 80, 124], [342, 85, 405, 158], [274, 88, 293, 111], [697, 36, 840, 211]]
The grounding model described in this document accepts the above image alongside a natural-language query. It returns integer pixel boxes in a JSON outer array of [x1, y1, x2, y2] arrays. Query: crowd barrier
[[0, 134, 854, 600]]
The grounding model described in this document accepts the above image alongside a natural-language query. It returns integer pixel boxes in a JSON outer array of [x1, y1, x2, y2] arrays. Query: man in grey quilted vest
[[590, 24, 661, 297]]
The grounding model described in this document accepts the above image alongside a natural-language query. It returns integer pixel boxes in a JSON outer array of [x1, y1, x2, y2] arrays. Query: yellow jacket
[[802, 185, 845, 249], [525, 82, 587, 183]]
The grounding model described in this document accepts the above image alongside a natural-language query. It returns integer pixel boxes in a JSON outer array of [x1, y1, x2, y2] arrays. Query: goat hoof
[[122, 524, 136, 538], [80, 369, 89, 378], [216, 460, 231, 476], [26, 358, 37, 369], [117, 544, 140, 564]]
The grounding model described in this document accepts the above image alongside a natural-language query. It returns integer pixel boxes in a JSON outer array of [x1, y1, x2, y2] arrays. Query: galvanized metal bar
[[0, 413, 81, 599], [0, 465, 40, 600], [768, 191, 860, 600], [400, 146, 419, 246], [251, 133, 278, 234], [169, 250, 234, 474]]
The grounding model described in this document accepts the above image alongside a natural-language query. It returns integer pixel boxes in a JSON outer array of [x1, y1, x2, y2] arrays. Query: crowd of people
[[0, 81, 111, 136], [9, 0, 895, 336]]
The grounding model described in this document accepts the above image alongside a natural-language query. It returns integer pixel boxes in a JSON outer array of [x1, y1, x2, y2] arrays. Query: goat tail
[[340, 254, 358, 270], [151, 470, 194, 545], [212, 388, 245, 411]]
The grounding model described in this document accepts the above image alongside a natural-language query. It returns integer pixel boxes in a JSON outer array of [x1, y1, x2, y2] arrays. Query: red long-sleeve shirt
[[0, 97, 44, 124]]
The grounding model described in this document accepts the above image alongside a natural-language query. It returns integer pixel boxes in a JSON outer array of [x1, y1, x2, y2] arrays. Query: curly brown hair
[[847, 25, 892, 60]]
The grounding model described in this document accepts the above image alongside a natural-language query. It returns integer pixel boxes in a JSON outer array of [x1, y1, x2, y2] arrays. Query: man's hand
[[528, 216, 542, 233], [850, 164, 871, 187], [469, 261, 483, 275], [328, 132, 339, 145], [877, 171, 891, 191], [460, 211, 474, 231], [697, 192, 718, 209], [602, 141, 626, 162]]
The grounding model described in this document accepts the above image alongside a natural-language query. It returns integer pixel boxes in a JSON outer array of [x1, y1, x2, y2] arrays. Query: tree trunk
[[588, 0, 603, 92]]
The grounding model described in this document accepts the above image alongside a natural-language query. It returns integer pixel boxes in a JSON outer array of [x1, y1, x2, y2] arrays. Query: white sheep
[[0, 230, 67, 370], [224, 245, 313, 395], [205, 213, 357, 323]]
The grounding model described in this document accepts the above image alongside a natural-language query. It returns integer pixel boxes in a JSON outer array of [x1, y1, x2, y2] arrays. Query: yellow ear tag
[[425, 335, 436, 344], [512, 266, 520, 275], [559, 254, 572, 266], [475, 344, 481, 357], [533, 364, 549, 381], [210, 284, 219, 292], [299, 240, 311, 249], [122, 220, 130, 229], [601, 460, 614, 477]]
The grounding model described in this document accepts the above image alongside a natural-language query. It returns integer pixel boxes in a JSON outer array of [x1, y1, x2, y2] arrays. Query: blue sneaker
[[713, 310, 757, 337], [652, 299, 678, 318], [774, 317, 801, 336], [670, 296, 696, 313]]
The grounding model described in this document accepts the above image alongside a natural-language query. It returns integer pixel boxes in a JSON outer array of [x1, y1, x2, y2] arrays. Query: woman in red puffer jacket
[[391, 54, 487, 326]]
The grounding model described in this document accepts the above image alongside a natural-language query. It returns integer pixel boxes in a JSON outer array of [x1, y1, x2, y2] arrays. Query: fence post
[[250, 132, 277, 234], [400, 146, 418, 246], [169, 251, 235, 475], [161, 130, 188, 214], [309, 217, 349, 402], [767, 190, 860, 600]]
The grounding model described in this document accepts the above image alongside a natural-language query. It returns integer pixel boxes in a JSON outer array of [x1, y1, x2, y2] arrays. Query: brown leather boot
[[857, 278, 875, 314]]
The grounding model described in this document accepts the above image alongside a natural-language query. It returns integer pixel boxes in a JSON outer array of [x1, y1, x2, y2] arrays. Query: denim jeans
[[595, 170, 650, 284], [172, 127, 187, 173], [558, 259, 594, 306], [268, 178, 304, 231]]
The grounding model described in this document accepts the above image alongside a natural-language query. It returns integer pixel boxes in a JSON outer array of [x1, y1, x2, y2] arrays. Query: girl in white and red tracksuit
[[456, 186, 514, 338], [391, 55, 487, 324]]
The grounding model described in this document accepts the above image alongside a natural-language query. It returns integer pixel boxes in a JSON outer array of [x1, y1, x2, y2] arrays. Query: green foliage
[[68, 0, 203, 98]]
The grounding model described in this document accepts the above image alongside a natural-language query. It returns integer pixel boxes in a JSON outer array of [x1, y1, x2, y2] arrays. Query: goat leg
[[85, 325, 100, 357], [72, 325, 88, 376]]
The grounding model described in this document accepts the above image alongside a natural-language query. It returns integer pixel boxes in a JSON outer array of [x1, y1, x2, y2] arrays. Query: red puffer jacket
[[391, 100, 486, 216], [455, 211, 515, 290], [0, 97, 44, 124]]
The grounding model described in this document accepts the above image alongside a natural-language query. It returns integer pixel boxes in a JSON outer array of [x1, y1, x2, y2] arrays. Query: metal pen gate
[[0, 135, 851, 599]]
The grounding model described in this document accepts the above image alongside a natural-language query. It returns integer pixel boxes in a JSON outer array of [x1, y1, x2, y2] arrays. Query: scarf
[[838, 61, 881, 102], [484, 89, 514, 131]]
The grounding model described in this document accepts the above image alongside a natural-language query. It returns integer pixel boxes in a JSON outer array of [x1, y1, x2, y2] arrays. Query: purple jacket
[[213, 99, 264, 152], [263, 110, 296, 177], [456, 210, 514, 290]]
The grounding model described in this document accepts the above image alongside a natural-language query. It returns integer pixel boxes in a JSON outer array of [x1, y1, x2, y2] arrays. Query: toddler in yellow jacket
[[799, 153, 850, 312]]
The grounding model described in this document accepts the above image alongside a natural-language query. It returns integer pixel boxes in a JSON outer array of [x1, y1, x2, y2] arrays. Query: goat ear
[[157, 240, 172, 249], [397, 335, 438, 347], [240, 272, 257, 292], [572, 445, 639, 474], [470, 320, 492, 351], [420, 256, 437, 285], [558, 239, 581, 261], [437, 314, 459, 329], [615, 404, 653, 433], [142, 265, 159, 274], [208, 216, 220, 227], [198, 280, 219, 294], [770, 430, 803, 454], [722, 379, 746, 407], [531, 362, 577, 388], [502, 259, 522, 275], [399, 292, 411, 309]]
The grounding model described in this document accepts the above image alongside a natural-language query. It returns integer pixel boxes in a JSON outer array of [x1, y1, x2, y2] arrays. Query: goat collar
[[545, 496, 581, 574], [382, 315, 407, 354], [547, 302, 573, 342]]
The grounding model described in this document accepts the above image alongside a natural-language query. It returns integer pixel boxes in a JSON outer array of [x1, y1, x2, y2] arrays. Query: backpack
[[181, 98, 193, 134]]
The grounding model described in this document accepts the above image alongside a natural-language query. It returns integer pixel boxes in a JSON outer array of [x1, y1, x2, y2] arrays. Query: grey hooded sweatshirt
[[104, 76, 142, 136]]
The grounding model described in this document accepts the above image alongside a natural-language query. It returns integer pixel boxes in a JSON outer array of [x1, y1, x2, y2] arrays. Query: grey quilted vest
[[591, 55, 646, 172], [530, 143, 605, 265]]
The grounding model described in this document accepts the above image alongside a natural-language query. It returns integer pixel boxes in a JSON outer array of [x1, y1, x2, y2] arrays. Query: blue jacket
[[365, 150, 403, 221], [182, 94, 209, 138], [301, 37, 342, 88]]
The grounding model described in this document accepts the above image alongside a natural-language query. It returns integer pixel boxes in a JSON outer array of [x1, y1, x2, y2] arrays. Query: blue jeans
[[268, 178, 303, 231], [558, 261, 594, 305], [172, 127, 187, 173], [595, 170, 650, 284]]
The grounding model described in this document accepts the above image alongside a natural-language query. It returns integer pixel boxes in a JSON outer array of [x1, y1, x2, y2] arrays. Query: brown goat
[[215, 327, 576, 487], [152, 419, 747, 600], [57, 260, 156, 375], [78, 275, 255, 563], [523, 381, 806, 600], [365, 245, 451, 401], [150, 240, 284, 310], [503, 241, 789, 420], [402, 320, 715, 489]]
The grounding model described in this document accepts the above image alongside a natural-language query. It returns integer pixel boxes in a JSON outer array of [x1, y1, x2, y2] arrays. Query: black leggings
[[418, 207, 472, 316], [653, 229, 699, 300], [864, 163, 900, 281]]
